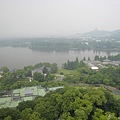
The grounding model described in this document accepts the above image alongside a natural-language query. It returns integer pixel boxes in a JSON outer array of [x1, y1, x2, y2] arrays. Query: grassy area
[[114, 95, 120, 99], [55, 76, 61, 79], [57, 69, 75, 75]]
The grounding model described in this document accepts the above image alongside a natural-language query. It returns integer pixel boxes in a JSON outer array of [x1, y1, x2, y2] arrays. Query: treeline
[[64, 66, 120, 89], [91, 40, 120, 50], [1, 38, 120, 51], [0, 87, 119, 120], [63, 57, 86, 70], [0, 38, 91, 51], [34, 62, 58, 74], [94, 54, 120, 62]]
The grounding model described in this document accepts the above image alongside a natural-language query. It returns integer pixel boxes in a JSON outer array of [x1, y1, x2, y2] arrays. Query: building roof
[[88, 63, 96, 67], [25, 89, 34, 95], [31, 67, 51, 76], [91, 67, 98, 70]]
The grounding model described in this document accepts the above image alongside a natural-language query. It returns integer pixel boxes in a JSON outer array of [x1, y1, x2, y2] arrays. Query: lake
[[0, 47, 119, 69]]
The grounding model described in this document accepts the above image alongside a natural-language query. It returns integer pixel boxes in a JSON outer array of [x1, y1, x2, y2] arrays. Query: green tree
[[76, 57, 79, 62], [35, 93, 63, 120], [24, 65, 34, 71], [17, 101, 35, 112], [1, 72, 17, 85], [105, 112, 118, 120], [1, 66, 9, 73], [83, 89, 107, 106], [29, 112, 41, 120], [4, 116, 11, 120], [88, 57, 91, 61], [51, 63, 58, 73], [0, 108, 20, 120], [34, 63, 43, 68], [42, 67, 48, 74], [92, 109, 118, 120], [16, 69, 26, 78], [92, 108, 107, 120], [33, 72, 44, 82], [94, 55, 99, 61], [83, 57, 86, 61], [24, 65, 34, 77], [79, 60, 86, 68], [21, 108, 33, 120]]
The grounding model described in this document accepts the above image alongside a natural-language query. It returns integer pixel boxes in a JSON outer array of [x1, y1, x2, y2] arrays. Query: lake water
[[0, 47, 119, 69]]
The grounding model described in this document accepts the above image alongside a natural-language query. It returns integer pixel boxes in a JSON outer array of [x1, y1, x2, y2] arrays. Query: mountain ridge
[[83, 28, 120, 36]]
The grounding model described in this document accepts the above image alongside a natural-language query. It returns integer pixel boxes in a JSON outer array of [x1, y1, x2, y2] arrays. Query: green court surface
[[0, 85, 63, 108]]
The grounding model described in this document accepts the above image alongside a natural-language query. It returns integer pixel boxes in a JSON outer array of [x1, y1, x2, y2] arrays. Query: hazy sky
[[0, 0, 120, 37]]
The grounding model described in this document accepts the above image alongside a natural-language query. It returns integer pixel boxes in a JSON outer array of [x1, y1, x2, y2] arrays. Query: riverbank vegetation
[[0, 37, 120, 52], [94, 54, 120, 61]]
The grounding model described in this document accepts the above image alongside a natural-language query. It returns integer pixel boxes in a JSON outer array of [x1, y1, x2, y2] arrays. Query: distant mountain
[[65, 29, 120, 39], [111, 29, 120, 40], [83, 29, 111, 36], [112, 29, 120, 34], [76, 29, 120, 36]]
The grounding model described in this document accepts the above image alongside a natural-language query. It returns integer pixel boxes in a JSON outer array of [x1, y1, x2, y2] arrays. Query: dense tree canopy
[[63, 58, 86, 70], [0, 87, 119, 120], [0, 60, 120, 119], [64, 65, 120, 90]]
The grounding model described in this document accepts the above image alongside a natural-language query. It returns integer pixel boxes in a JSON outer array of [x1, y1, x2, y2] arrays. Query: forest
[[63, 56, 120, 89], [0, 38, 120, 51], [0, 87, 120, 120], [64, 65, 120, 89], [0, 60, 120, 119]]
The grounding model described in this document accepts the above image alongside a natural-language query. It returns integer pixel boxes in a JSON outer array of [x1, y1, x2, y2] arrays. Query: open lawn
[[57, 69, 75, 75], [114, 95, 120, 99]]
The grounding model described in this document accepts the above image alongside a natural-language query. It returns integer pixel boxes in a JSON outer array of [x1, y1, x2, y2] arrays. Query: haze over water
[[0, 47, 119, 69]]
